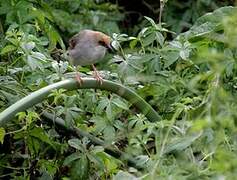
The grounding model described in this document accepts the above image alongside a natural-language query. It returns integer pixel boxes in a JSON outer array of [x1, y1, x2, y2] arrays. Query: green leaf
[[179, 49, 190, 60], [31, 52, 47, 61], [106, 101, 113, 120], [0, 45, 17, 55], [97, 98, 109, 113], [21, 42, 35, 51], [155, 32, 164, 46], [169, 41, 182, 49], [161, 50, 180, 68], [112, 98, 129, 110], [27, 136, 41, 155], [39, 159, 58, 176], [92, 116, 107, 133], [96, 152, 120, 173], [118, 55, 144, 78], [113, 171, 138, 180], [17, 112, 26, 122], [142, 32, 156, 47], [147, 56, 161, 73], [25, 111, 40, 125], [144, 16, 157, 28], [68, 138, 83, 151], [90, 146, 104, 154], [26, 55, 43, 70], [182, 6, 237, 41], [70, 155, 89, 180], [0, 90, 21, 105], [103, 126, 115, 143], [0, 127, 5, 144], [129, 39, 138, 49], [29, 127, 55, 149], [164, 132, 202, 154], [63, 152, 81, 166], [46, 24, 65, 50]]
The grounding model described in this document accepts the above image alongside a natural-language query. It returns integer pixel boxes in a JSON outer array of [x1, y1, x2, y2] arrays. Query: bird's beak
[[107, 42, 116, 53]]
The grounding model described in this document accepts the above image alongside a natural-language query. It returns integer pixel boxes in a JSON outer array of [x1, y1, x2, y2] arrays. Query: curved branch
[[0, 78, 161, 126]]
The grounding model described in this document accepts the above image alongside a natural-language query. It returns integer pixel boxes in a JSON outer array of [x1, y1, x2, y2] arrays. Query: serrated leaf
[[92, 116, 107, 133], [70, 155, 89, 180], [118, 55, 144, 77], [147, 56, 161, 73], [68, 138, 83, 151], [27, 136, 41, 155], [26, 55, 43, 70], [96, 152, 120, 172], [103, 126, 115, 143], [142, 32, 156, 47], [96, 98, 109, 113], [47, 25, 65, 50], [106, 101, 113, 119], [182, 6, 237, 40], [63, 152, 81, 166], [162, 51, 180, 68], [112, 98, 128, 110], [164, 132, 202, 154]]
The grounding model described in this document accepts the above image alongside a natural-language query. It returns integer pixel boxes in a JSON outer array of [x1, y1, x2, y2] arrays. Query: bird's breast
[[68, 44, 107, 66]]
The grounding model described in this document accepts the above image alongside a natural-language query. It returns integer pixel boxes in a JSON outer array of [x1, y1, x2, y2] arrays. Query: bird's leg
[[92, 64, 103, 84], [76, 72, 83, 85], [73, 66, 83, 85]]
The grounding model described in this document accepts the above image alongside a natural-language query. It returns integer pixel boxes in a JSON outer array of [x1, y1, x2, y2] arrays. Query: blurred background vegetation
[[0, 0, 237, 179]]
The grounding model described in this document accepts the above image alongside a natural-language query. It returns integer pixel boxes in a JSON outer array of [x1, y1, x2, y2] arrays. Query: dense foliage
[[0, 0, 237, 179]]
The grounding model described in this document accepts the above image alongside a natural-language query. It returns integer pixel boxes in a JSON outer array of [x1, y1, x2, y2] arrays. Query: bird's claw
[[76, 72, 83, 85], [93, 71, 103, 85], [92, 64, 103, 85]]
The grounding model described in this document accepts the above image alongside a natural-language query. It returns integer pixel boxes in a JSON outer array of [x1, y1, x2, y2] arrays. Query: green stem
[[42, 111, 144, 169], [42, 111, 105, 146], [0, 78, 161, 126], [151, 108, 183, 179]]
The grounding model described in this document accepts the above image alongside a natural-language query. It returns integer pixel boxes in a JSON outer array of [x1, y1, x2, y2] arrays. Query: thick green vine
[[0, 78, 161, 126]]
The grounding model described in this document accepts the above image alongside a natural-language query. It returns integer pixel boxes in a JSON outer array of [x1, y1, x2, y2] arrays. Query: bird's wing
[[69, 30, 91, 49]]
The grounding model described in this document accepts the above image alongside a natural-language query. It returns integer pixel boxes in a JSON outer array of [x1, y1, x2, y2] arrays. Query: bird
[[68, 29, 114, 84]]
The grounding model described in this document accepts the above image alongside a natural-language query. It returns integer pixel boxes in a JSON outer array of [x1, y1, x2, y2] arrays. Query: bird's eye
[[69, 39, 76, 49], [98, 40, 107, 47]]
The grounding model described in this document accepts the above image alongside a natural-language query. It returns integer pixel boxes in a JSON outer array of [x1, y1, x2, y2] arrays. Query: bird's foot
[[93, 71, 103, 85], [92, 64, 103, 85], [75, 72, 83, 85]]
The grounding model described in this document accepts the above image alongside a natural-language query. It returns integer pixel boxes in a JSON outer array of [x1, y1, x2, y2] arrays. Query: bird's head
[[94, 31, 115, 53]]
